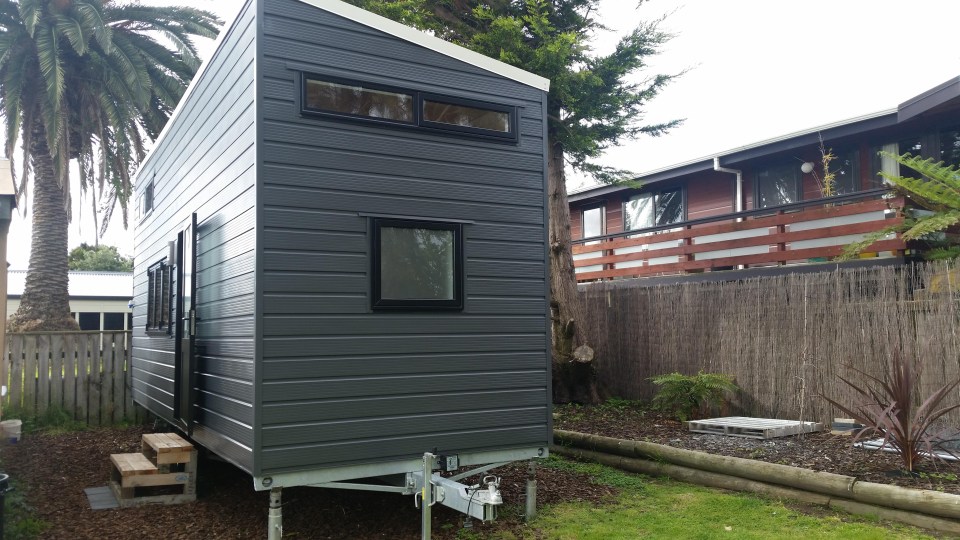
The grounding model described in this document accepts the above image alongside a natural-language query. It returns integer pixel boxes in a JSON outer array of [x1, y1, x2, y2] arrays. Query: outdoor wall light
[[800, 162, 815, 174]]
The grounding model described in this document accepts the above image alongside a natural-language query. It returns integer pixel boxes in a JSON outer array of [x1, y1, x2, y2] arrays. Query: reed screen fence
[[580, 261, 960, 425], [2, 331, 144, 425]]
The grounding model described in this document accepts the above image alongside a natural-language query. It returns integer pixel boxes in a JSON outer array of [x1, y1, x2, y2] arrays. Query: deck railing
[[572, 189, 906, 281]]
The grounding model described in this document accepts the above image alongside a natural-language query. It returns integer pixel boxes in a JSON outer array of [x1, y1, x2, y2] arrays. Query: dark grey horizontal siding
[[262, 370, 546, 402], [262, 351, 546, 379], [263, 335, 545, 358], [261, 185, 543, 225], [131, 0, 258, 473], [261, 388, 547, 423], [261, 143, 543, 192], [264, 406, 547, 446], [262, 161, 542, 206], [258, 0, 549, 475], [262, 315, 545, 336], [261, 426, 546, 473]]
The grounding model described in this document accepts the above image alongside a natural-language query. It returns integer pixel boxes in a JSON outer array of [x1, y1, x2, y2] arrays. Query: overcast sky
[[6, 0, 960, 268]]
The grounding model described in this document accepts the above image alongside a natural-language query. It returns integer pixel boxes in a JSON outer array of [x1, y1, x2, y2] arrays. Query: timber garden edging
[[554, 429, 960, 535]]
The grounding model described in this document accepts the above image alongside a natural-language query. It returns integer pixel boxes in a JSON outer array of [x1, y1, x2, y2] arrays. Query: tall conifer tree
[[349, 0, 682, 402]]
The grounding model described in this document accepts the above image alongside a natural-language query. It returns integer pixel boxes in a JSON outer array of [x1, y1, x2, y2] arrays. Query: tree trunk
[[548, 141, 599, 404], [8, 129, 79, 332]]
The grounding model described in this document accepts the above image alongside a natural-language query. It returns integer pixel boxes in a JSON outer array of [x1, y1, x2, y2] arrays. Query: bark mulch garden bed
[[554, 402, 960, 495], [0, 424, 613, 539], [4, 405, 957, 538]]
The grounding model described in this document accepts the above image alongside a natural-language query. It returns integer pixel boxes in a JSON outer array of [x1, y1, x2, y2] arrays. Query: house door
[[174, 213, 198, 433]]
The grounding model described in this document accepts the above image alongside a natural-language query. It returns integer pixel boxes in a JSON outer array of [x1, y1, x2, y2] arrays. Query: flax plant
[[822, 354, 960, 473]]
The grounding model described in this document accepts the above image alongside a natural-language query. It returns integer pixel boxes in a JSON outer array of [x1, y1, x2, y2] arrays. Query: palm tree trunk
[[548, 141, 599, 404], [8, 130, 79, 332]]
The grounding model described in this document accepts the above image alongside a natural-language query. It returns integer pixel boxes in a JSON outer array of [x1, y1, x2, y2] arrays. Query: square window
[[624, 188, 684, 232], [372, 219, 463, 310], [755, 164, 799, 209]]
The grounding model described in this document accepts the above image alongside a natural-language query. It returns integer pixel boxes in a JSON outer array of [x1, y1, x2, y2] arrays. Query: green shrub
[[649, 371, 738, 422]]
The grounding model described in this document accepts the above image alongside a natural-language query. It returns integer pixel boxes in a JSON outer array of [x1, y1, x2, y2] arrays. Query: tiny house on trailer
[[130, 0, 551, 533]]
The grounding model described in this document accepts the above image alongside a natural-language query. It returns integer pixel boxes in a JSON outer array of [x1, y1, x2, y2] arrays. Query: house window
[[755, 163, 799, 209], [146, 261, 172, 333], [827, 149, 860, 195], [624, 188, 684, 231], [581, 206, 605, 240], [78, 312, 100, 331], [421, 95, 515, 139], [871, 128, 960, 181], [142, 180, 154, 217], [103, 312, 126, 331], [371, 219, 463, 310], [303, 77, 414, 123], [301, 74, 518, 142], [940, 127, 960, 169]]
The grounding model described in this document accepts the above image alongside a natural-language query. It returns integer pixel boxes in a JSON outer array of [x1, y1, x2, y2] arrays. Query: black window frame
[[825, 148, 861, 195], [146, 260, 173, 335], [579, 204, 606, 240], [622, 186, 687, 232], [371, 218, 464, 311], [871, 126, 960, 179], [300, 73, 519, 143], [301, 74, 417, 127], [754, 162, 801, 209], [420, 93, 518, 141]]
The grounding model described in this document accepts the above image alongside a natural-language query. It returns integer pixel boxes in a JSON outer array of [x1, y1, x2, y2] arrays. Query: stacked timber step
[[110, 433, 197, 507]]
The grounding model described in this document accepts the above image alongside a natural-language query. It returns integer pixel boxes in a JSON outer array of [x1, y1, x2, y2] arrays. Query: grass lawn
[[473, 457, 936, 540]]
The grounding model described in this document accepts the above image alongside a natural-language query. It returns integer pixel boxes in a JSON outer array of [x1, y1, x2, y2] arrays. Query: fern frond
[[902, 211, 960, 241]]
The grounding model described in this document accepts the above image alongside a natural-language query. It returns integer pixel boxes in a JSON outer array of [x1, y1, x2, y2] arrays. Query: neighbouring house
[[6, 270, 133, 331], [130, 0, 550, 522], [569, 75, 960, 283]]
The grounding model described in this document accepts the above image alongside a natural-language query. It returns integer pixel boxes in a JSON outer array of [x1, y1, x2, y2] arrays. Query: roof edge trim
[[296, 0, 550, 92]]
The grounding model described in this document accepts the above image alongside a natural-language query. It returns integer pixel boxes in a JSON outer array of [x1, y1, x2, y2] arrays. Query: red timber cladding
[[686, 171, 734, 221], [606, 199, 623, 235], [570, 204, 583, 239]]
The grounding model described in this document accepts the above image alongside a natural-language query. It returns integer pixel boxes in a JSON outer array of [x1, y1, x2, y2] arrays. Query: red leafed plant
[[822, 353, 960, 472]]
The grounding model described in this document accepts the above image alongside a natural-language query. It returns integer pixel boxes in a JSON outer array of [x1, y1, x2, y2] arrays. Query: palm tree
[[0, 0, 220, 331]]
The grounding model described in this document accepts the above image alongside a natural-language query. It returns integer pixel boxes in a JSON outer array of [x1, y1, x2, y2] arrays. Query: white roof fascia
[[712, 108, 898, 161], [570, 108, 900, 197], [296, 0, 551, 92]]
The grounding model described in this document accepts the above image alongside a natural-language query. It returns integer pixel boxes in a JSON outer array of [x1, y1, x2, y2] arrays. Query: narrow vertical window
[[581, 206, 605, 240], [372, 219, 463, 310], [146, 261, 173, 334], [143, 180, 154, 217]]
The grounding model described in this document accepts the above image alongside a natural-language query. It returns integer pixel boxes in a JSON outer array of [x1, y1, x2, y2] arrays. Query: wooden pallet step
[[142, 433, 195, 465], [688, 417, 823, 440], [109, 481, 197, 508], [110, 453, 158, 476]]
